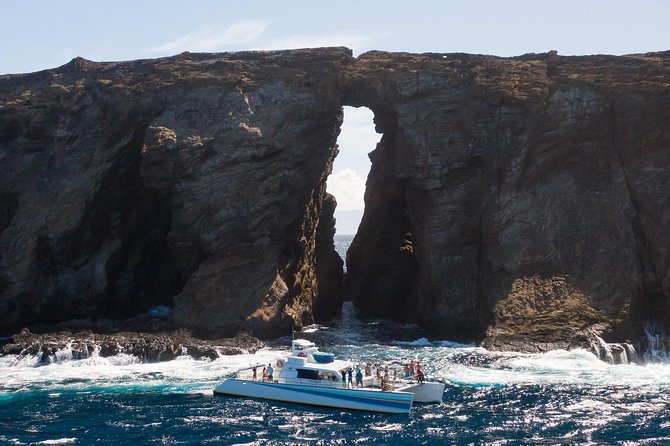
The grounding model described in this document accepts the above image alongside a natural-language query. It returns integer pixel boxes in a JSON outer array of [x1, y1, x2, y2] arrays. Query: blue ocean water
[[333, 234, 353, 272], [2, 236, 670, 444], [3, 303, 670, 445]]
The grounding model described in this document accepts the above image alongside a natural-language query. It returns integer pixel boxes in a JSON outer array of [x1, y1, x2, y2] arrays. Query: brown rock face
[[0, 49, 348, 337], [2, 48, 670, 353], [342, 51, 670, 349]]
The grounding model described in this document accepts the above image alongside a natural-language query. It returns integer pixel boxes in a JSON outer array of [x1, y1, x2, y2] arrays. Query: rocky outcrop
[[2, 328, 263, 362], [2, 48, 670, 354], [0, 49, 348, 338], [342, 50, 670, 350]]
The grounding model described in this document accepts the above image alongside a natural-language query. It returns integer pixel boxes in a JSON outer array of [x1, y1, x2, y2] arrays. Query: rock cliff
[[2, 48, 670, 353], [0, 49, 347, 338], [343, 50, 670, 351]]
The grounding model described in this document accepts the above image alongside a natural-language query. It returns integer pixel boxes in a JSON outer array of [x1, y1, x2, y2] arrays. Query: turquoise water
[[2, 235, 670, 444], [2, 304, 670, 445]]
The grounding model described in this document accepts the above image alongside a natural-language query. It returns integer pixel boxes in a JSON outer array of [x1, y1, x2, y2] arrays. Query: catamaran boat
[[213, 339, 446, 414]]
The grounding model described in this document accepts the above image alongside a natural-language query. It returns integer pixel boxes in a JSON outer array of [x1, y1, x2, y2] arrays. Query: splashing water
[[2, 302, 670, 445]]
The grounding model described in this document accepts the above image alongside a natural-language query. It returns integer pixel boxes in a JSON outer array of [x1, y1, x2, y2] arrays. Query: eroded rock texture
[[0, 49, 348, 337], [2, 48, 670, 352], [343, 51, 670, 350]]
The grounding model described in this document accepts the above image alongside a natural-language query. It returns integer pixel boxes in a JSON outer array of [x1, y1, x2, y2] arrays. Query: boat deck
[[237, 367, 426, 393]]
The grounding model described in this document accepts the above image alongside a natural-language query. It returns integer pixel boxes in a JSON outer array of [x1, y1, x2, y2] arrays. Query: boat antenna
[[291, 322, 295, 341]]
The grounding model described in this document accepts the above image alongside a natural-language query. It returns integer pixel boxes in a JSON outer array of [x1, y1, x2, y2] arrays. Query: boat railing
[[233, 372, 405, 392], [235, 367, 273, 381], [276, 377, 342, 389], [234, 366, 413, 391]]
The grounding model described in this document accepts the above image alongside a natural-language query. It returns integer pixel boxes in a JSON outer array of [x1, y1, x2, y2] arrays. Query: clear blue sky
[[3, 0, 669, 233]]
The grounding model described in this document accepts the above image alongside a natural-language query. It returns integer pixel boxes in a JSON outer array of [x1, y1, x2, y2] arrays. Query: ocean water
[[2, 303, 670, 445], [333, 234, 353, 272], [2, 236, 670, 444]]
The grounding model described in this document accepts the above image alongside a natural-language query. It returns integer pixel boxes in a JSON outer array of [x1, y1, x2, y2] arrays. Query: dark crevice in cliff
[[0, 85, 184, 335], [38, 118, 182, 325], [0, 192, 18, 237], [609, 98, 670, 352]]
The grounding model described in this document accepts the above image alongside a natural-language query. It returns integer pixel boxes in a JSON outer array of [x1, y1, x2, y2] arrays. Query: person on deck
[[252, 365, 257, 381], [347, 368, 353, 388], [262, 367, 267, 381], [267, 363, 274, 382], [416, 364, 425, 384], [381, 376, 390, 391], [355, 366, 363, 388]]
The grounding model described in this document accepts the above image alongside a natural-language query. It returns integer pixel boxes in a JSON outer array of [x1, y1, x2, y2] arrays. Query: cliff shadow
[[337, 106, 421, 326]]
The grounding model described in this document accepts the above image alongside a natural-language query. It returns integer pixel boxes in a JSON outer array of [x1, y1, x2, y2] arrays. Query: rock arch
[[2, 48, 670, 355]]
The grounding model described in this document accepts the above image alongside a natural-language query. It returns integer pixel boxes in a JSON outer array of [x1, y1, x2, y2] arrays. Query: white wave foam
[[4, 332, 670, 400], [438, 348, 670, 388], [565, 399, 613, 412], [392, 337, 475, 348], [0, 353, 43, 368], [392, 337, 432, 346], [437, 340, 475, 348], [643, 322, 670, 363], [0, 347, 287, 396], [35, 439, 77, 445], [370, 423, 403, 431]]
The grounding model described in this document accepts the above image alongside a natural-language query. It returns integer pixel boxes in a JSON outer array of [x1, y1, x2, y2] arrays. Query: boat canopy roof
[[294, 358, 351, 372], [292, 339, 315, 349]]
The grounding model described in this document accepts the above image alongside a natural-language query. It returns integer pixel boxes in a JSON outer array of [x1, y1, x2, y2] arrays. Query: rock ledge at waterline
[[1, 48, 670, 356]]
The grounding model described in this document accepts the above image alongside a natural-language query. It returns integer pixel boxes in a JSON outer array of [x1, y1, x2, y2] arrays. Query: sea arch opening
[[326, 106, 380, 270]]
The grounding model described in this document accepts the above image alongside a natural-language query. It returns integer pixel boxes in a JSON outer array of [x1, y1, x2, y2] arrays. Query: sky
[[2, 0, 669, 233]]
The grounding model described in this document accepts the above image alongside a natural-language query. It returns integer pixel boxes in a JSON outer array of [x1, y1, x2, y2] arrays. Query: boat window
[[318, 371, 338, 381], [296, 369, 319, 380]]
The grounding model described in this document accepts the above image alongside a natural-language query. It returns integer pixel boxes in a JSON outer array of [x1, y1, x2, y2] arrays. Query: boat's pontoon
[[214, 339, 446, 413]]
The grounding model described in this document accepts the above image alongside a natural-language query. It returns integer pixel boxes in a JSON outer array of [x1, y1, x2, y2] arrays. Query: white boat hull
[[396, 382, 446, 403], [214, 379, 414, 414]]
